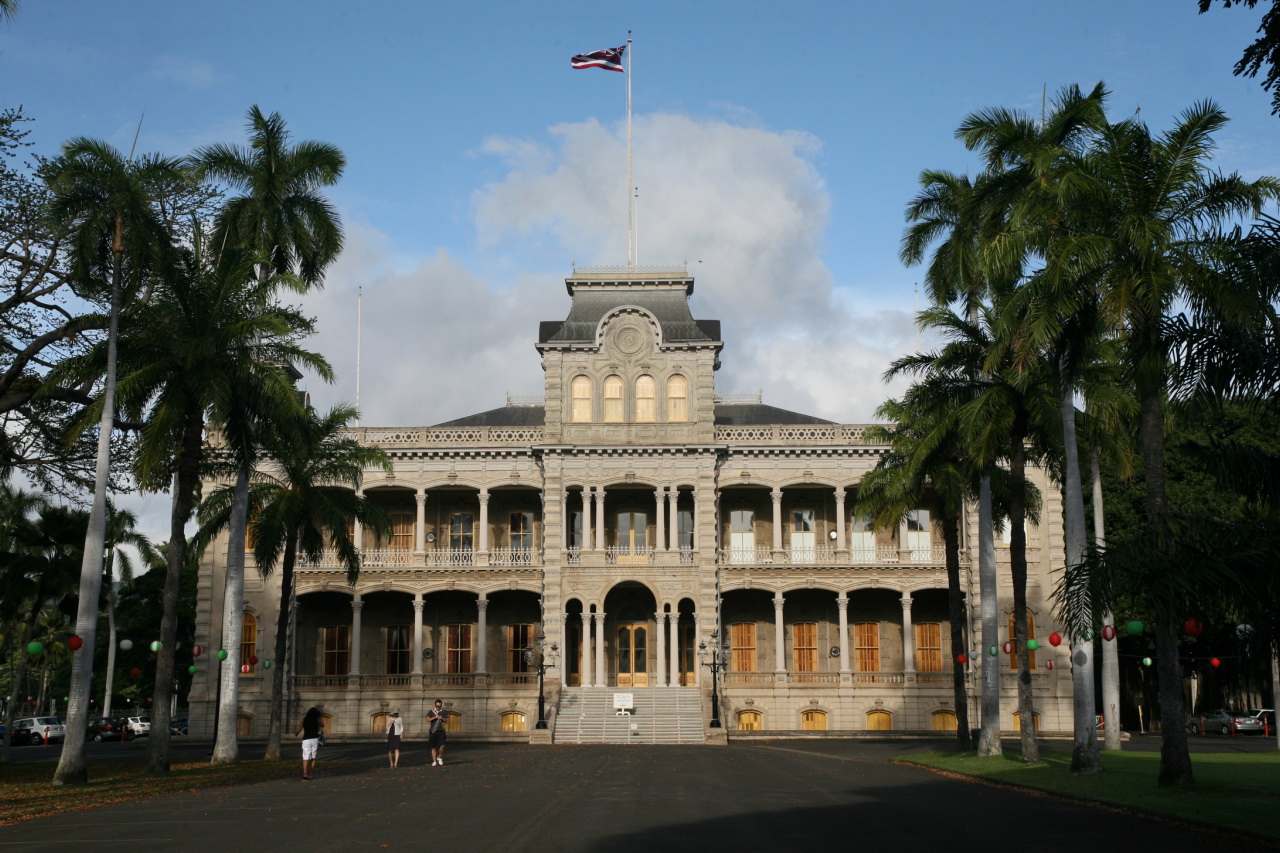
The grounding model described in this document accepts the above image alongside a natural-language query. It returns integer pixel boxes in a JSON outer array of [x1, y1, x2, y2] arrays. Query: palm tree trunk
[[146, 407, 204, 773], [942, 511, 972, 750], [1093, 441, 1121, 751], [264, 529, 298, 760], [104, 585, 117, 720], [1139, 386, 1193, 785], [1061, 371, 1101, 773], [211, 466, 251, 765], [1009, 419, 1039, 762], [53, 229, 123, 786], [977, 471, 1001, 756]]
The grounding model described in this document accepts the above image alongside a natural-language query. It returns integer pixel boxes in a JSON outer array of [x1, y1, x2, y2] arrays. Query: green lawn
[[0, 759, 318, 826], [898, 750, 1280, 838]]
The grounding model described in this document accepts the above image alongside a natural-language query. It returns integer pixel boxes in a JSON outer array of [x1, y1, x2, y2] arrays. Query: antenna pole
[[626, 32, 634, 267], [355, 286, 363, 426]]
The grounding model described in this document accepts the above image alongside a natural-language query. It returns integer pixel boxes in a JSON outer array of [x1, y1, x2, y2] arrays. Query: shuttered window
[[571, 376, 592, 422], [931, 710, 957, 731], [802, 710, 828, 731], [447, 624, 472, 674], [793, 622, 818, 672], [854, 622, 880, 672], [866, 710, 892, 731], [737, 710, 762, 731], [603, 375, 624, 422], [730, 622, 756, 672], [915, 622, 942, 672], [667, 375, 688, 421], [323, 625, 349, 675], [636, 375, 656, 422]]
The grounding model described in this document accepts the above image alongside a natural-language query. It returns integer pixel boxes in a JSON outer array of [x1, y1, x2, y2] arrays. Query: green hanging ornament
[[262, 660, 274, 669], [1142, 656, 1153, 666], [150, 640, 163, 652], [217, 649, 229, 661], [188, 665, 198, 675], [1127, 620, 1144, 635], [26, 641, 43, 656], [1025, 639, 1039, 651], [988, 645, 998, 657]]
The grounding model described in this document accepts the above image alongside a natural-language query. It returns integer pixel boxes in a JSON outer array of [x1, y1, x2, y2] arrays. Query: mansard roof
[[432, 402, 832, 428], [537, 267, 720, 345], [433, 405, 547, 428]]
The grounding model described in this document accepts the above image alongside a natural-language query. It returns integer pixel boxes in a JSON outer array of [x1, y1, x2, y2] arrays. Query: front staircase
[[552, 687, 705, 744]]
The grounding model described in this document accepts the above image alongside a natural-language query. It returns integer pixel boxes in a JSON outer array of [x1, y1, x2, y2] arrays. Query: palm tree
[[199, 404, 388, 759], [0, 0, 18, 22], [44, 139, 187, 786], [902, 167, 1005, 756], [191, 107, 345, 765], [75, 245, 327, 771], [100, 503, 157, 720]]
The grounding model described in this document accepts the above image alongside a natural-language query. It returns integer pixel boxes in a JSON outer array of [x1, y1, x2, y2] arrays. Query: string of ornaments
[[24, 636, 271, 676], [954, 617, 1232, 670]]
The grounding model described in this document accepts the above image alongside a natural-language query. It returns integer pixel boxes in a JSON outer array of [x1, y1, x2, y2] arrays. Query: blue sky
[[6, 1, 1280, 539]]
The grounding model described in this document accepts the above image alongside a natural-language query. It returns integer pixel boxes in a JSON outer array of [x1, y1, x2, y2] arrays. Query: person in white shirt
[[386, 711, 403, 769]]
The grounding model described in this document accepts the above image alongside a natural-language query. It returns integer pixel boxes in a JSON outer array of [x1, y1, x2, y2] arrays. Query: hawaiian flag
[[571, 45, 626, 72]]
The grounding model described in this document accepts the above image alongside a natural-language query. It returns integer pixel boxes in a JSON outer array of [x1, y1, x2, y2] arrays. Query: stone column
[[773, 594, 786, 673], [349, 595, 364, 675], [582, 488, 593, 552], [477, 489, 490, 554], [692, 612, 701, 685], [656, 611, 668, 686], [414, 491, 427, 555], [595, 612, 607, 686], [771, 489, 784, 554], [666, 490, 678, 551], [670, 611, 680, 684], [837, 596, 851, 673], [353, 488, 364, 551], [692, 489, 702, 553], [595, 489, 606, 553], [412, 595, 425, 675], [655, 488, 667, 553], [580, 612, 592, 687], [834, 489, 847, 553], [901, 594, 915, 673], [476, 596, 489, 674]]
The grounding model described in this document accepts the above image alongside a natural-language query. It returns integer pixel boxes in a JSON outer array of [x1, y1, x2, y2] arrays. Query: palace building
[[190, 265, 1072, 742]]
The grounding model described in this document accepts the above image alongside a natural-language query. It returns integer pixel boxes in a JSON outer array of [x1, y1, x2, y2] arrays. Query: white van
[[13, 716, 66, 745]]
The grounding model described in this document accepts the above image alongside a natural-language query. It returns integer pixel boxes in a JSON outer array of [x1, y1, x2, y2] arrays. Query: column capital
[[900, 594, 913, 609], [351, 598, 364, 612], [770, 489, 783, 503], [415, 493, 427, 506], [773, 595, 786, 610], [478, 493, 490, 505], [836, 596, 849, 608], [477, 599, 490, 612], [834, 490, 847, 504], [412, 599, 425, 612]]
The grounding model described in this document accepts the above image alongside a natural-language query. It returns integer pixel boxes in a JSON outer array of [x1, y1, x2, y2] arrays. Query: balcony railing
[[783, 546, 838, 565], [605, 546, 654, 565], [718, 547, 775, 565], [360, 548, 415, 568], [488, 548, 536, 567], [425, 548, 475, 567]]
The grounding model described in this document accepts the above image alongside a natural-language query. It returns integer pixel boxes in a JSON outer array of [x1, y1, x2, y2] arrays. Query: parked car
[[169, 714, 189, 735], [86, 717, 132, 742], [1186, 708, 1264, 735], [125, 716, 151, 737], [1243, 709, 1275, 734], [11, 716, 66, 745]]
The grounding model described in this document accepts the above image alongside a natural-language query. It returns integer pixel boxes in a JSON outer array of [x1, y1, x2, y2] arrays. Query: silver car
[[12, 716, 66, 744], [125, 716, 151, 737]]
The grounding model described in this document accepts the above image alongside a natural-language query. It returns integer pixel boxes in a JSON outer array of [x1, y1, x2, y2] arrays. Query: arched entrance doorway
[[604, 582, 657, 688]]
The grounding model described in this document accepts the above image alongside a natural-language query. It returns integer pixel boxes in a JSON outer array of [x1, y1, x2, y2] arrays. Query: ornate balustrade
[[488, 548, 537, 567], [604, 546, 654, 565], [717, 547, 776, 566], [341, 426, 545, 447], [714, 424, 885, 445]]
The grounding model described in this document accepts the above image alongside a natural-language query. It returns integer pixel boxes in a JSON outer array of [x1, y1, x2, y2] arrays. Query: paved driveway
[[1, 740, 1269, 852]]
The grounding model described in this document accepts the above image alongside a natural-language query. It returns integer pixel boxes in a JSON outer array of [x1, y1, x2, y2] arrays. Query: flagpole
[[626, 32, 633, 268], [355, 286, 363, 426]]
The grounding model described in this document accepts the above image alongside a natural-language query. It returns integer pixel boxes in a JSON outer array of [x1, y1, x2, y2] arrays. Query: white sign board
[[613, 692, 633, 710]]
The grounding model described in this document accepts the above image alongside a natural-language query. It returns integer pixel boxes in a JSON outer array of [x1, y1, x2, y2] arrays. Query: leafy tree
[[1199, 1, 1280, 116], [44, 138, 188, 786], [199, 404, 388, 760]]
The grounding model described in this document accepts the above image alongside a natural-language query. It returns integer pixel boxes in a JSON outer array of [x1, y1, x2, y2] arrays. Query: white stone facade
[[189, 266, 1073, 741]]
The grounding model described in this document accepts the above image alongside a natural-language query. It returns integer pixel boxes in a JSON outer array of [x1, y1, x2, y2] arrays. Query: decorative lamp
[[1048, 632, 1062, 647], [68, 635, 84, 651], [1126, 620, 1144, 635]]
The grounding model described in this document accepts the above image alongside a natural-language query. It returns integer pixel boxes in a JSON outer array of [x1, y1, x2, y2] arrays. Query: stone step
[[553, 687, 705, 744]]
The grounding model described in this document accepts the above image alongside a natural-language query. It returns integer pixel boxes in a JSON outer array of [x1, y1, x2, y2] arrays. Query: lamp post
[[523, 632, 560, 730], [698, 628, 731, 729]]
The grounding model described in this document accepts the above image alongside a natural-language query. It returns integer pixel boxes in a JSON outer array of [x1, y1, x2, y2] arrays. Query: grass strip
[[0, 758, 325, 826], [897, 750, 1280, 839]]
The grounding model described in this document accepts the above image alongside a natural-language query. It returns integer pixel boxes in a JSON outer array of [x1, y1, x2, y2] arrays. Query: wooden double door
[[616, 622, 649, 687]]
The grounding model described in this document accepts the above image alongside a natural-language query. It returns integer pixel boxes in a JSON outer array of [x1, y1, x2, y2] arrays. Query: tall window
[[616, 511, 647, 552], [737, 710, 763, 731], [386, 624, 410, 674], [510, 512, 534, 554], [450, 512, 473, 552], [507, 623, 533, 673], [447, 624, 473, 673], [567, 510, 582, 550], [915, 622, 942, 672], [790, 509, 815, 563], [571, 376, 592, 422], [635, 375, 656, 422], [323, 625, 350, 675], [850, 513, 875, 559], [854, 622, 880, 672], [906, 508, 932, 558], [387, 511, 414, 551], [1008, 612, 1037, 670], [801, 710, 828, 731], [677, 509, 694, 550], [793, 622, 818, 672], [603, 375, 624, 422], [729, 510, 754, 563], [666, 375, 688, 421], [730, 622, 757, 672], [241, 612, 257, 674]]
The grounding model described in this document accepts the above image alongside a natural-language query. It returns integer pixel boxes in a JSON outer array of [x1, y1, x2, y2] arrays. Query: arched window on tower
[[635, 375, 656, 422], [571, 376, 592, 422], [603, 375, 624, 422], [667, 375, 688, 422]]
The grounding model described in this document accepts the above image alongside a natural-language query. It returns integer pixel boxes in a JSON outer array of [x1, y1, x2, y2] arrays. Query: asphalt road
[[2, 736, 1274, 852]]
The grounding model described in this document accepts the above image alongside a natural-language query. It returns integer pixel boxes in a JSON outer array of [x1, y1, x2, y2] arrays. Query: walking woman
[[387, 712, 403, 768], [296, 706, 324, 781]]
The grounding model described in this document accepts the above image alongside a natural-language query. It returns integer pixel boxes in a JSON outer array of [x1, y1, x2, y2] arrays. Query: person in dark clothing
[[425, 699, 448, 766], [296, 706, 324, 781]]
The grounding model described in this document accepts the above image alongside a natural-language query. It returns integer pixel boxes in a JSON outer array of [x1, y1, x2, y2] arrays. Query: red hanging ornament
[[1048, 632, 1062, 647], [1210, 657, 1221, 668], [1185, 618, 1203, 638], [1046, 660, 1055, 670], [129, 667, 141, 678], [68, 635, 84, 651], [956, 653, 967, 665], [1101, 625, 1116, 642], [193, 644, 203, 657], [249, 655, 260, 665], [241, 664, 251, 673], [1002, 641, 1013, 655]]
